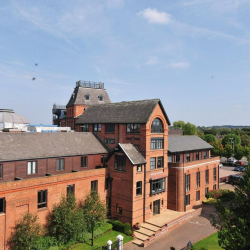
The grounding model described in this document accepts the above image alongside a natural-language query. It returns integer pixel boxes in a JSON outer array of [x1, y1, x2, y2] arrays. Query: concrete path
[[124, 205, 217, 250]]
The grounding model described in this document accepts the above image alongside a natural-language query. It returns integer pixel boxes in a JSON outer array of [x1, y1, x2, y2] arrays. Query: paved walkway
[[124, 205, 217, 250]]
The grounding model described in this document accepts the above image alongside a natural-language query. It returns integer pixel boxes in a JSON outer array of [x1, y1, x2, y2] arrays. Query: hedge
[[107, 220, 131, 236]]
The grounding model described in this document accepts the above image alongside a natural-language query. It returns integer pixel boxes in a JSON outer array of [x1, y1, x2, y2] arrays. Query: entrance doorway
[[153, 200, 160, 215]]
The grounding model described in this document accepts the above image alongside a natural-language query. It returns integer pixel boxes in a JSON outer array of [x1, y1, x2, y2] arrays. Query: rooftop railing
[[76, 80, 104, 89], [53, 104, 66, 110]]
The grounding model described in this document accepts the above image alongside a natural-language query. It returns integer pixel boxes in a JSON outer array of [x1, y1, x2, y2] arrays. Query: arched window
[[151, 118, 163, 133], [85, 94, 89, 100], [98, 95, 103, 101]]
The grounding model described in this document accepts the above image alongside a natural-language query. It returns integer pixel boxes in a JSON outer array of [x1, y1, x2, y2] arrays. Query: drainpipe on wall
[[143, 163, 146, 222], [118, 124, 120, 143], [183, 153, 186, 212]]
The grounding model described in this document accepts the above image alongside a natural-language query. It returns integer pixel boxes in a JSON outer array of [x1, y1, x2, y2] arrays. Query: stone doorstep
[[134, 231, 149, 241], [137, 227, 156, 236], [132, 239, 144, 246], [140, 222, 161, 232]]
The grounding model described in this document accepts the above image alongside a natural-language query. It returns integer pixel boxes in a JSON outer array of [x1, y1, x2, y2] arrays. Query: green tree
[[8, 212, 41, 250], [81, 192, 107, 233], [201, 134, 216, 144], [223, 144, 233, 159], [173, 120, 197, 135], [222, 134, 241, 146], [47, 194, 86, 244], [211, 140, 224, 157], [234, 144, 244, 161], [211, 167, 250, 249], [243, 147, 250, 160], [173, 120, 185, 129], [240, 134, 250, 147]]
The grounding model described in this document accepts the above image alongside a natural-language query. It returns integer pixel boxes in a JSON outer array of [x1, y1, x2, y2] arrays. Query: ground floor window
[[136, 181, 142, 196], [38, 190, 47, 209], [91, 180, 98, 192], [0, 197, 5, 213], [67, 184, 75, 196], [213, 184, 216, 190], [205, 187, 209, 196], [116, 203, 122, 215], [196, 191, 200, 201], [186, 194, 190, 205], [151, 178, 165, 195]]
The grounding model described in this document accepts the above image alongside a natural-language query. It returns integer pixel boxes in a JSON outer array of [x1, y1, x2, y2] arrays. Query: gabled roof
[[66, 86, 111, 108], [76, 99, 171, 125], [0, 133, 108, 162], [168, 135, 213, 153], [118, 143, 146, 165]]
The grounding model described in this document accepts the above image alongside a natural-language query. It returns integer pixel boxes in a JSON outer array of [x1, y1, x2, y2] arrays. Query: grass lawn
[[70, 230, 134, 250], [193, 232, 223, 250]]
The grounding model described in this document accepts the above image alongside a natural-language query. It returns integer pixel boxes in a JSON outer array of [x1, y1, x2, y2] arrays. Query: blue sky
[[1, 0, 250, 126]]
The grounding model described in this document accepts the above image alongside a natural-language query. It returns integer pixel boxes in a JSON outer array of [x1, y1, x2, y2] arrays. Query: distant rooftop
[[76, 80, 104, 89]]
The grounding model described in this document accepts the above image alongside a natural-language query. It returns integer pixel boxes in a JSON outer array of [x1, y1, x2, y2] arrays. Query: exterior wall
[[168, 156, 220, 212], [0, 169, 106, 249], [0, 154, 107, 183]]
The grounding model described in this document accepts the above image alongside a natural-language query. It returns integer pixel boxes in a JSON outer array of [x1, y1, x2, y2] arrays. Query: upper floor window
[[168, 155, 172, 163], [38, 190, 47, 209], [196, 172, 200, 188], [81, 156, 87, 167], [150, 158, 156, 170], [115, 155, 126, 171], [57, 158, 65, 171], [151, 178, 165, 195], [204, 151, 208, 159], [151, 138, 163, 150], [93, 124, 101, 132], [98, 95, 103, 101], [127, 124, 140, 133], [205, 169, 209, 185], [186, 153, 190, 162], [85, 94, 89, 100], [0, 164, 2, 179], [185, 174, 190, 192], [27, 161, 37, 175], [157, 157, 163, 168], [0, 197, 5, 213], [136, 181, 142, 196], [105, 124, 115, 133], [137, 165, 142, 172], [81, 124, 89, 132], [176, 154, 180, 163], [213, 168, 217, 181], [151, 118, 163, 133], [196, 152, 199, 160], [91, 180, 98, 192]]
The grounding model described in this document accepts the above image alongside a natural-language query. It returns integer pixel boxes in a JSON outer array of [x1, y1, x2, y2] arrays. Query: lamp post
[[229, 138, 235, 167], [91, 216, 95, 246]]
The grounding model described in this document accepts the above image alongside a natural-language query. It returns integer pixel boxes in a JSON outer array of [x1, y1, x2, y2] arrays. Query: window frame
[[105, 124, 115, 133], [104, 138, 115, 144], [213, 168, 217, 181], [126, 124, 140, 133], [56, 158, 65, 171], [151, 178, 166, 195], [67, 184, 75, 196], [205, 187, 209, 195], [38, 190, 47, 209], [136, 181, 142, 196], [213, 184, 217, 190], [196, 190, 200, 201], [81, 156, 87, 168], [91, 180, 98, 192], [150, 157, 156, 170], [185, 174, 190, 192], [186, 153, 190, 162], [151, 118, 163, 133], [157, 156, 164, 168], [27, 161, 37, 175], [137, 165, 142, 172], [205, 169, 209, 185], [185, 194, 190, 206], [176, 154, 180, 163], [0, 197, 6, 213], [85, 94, 89, 100], [98, 95, 103, 101], [196, 152, 199, 160], [151, 138, 164, 150], [81, 124, 89, 132], [204, 151, 208, 159], [93, 124, 101, 132], [115, 155, 126, 172], [116, 203, 122, 215], [196, 172, 200, 188]]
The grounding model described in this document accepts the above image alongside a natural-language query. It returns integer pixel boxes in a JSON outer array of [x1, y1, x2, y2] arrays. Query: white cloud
[[167, 62, 190, 68], [137, 8, 171, 25], [145, 56, 158, 65]]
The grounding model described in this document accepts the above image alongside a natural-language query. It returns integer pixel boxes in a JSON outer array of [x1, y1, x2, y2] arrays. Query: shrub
[[107, 220, 131, 235], [202, 198, 217, 204]]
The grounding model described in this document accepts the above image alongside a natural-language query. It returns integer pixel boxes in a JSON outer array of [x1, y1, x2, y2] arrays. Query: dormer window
[[85, 94, 89, 100], [98, 95, 103, 101], [151, 118, 163, 133]]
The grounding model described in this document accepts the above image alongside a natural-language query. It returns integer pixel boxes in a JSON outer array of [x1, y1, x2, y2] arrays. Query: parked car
[[228, 175, 243, 185], [227, 158, 236, 163], [219, 163, 223, 168], [234, 166, 245, 172], [235, 160, 246, 166]]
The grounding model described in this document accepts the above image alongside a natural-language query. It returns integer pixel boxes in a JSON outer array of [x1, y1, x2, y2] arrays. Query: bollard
[[116, 234, 124, 250], [107, 240, 112, 250]]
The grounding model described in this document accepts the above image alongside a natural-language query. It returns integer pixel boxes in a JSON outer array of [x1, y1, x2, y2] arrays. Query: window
[[213, 184, 216, 190], [81, 156, 87, 167], [151, 138, 163, 149], [27, 161, 37, 175], [176, 154, 180, 163], [105, 138, 115, 144], [81, 124, 89, 132], [168, 155, 172, 163], [205, 187, 209, 195], [127, 124, 140, 133], [185, 174, 190, 192], [0, 164, 2, 179], [186, 153, 190, 162], [91, 180, 98, 192], [93, 124, 101, 132], [150, 158, 156, 170], [136, 181, 142, 196], [115, 155, 126, 171], [205, 169, 209, 185], [0, 197, 5, 213], [98, 95, 103, 101], [105, 178, 109, 190], [196, 172, 200, 188], [151, 118, 163, 133], [38, 190, 47, 209], [116, 203, 122, 215], [151, 178, 165, 194], [213, 168, 217, 181], [196, 152, 199, 160], [85, 94, 89, 100], [137, 165, 142, 172], [105, 124, 115, 133], [157, 157, 163, 168], [57, 159, 65, 171], [196, 191, 200, 201], [185, 194, 190, 206], [67, 184, 75, 196], [204, 151, 208, 159]]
